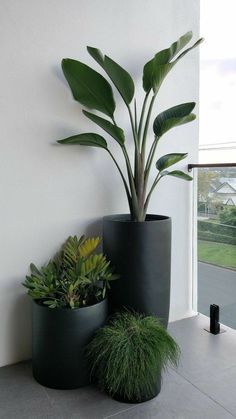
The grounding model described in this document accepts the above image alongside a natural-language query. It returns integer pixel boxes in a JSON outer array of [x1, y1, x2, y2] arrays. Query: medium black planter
[[112, 374, 161, 404], [103, 214, 171, 327], [32, 298, 108, 389]]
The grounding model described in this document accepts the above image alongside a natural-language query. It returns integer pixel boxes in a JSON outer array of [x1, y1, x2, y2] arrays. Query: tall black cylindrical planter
[[32, 298, 108, 389], [103, 214, 171, 327]]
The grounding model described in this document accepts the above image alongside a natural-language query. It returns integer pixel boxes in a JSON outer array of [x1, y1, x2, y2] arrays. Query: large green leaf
[[151, 62, 173, 94], [83, 110, 125, 146], [143, 32, 203, 93], [61, 58, 115, 118], [87, 46, 104, 66], [155, 31, 193, 64], [103, 56, 135, 104], [161, 170, 192, 181], [156, 153, 188, 172], [142, 59, 155, 93], [57, 133, 107, 149], [174, 38, 204, 64], [153, 102, 196, 137], [143, 32, 192, 93], [87, 47, 135, 105]]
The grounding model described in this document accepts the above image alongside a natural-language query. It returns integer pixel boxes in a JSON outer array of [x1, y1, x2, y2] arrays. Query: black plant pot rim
[[32, 297, 107, 312], [103, 213, 171, 223]]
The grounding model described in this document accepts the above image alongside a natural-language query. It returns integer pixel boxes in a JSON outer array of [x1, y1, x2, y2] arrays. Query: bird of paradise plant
[[58, 31, 203, 221]]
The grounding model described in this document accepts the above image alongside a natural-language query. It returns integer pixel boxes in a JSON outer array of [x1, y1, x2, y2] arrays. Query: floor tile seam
[[41, 386, 55, 406], [173, 361, 236, 378], [103, 404, 141, 418], [171, 359, 236, 374], [174, 370, 236, 418], [18, 362, 54, 405]]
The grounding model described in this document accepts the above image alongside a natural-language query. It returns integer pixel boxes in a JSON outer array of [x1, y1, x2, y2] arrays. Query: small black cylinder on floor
[[32, 298, 108, 389], [103, 214, 171, 327], [210, 304, 220, 334]]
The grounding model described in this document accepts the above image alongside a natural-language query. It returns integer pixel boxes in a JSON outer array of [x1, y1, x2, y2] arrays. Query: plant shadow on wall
[[7, 290, 32, 362], [57, 31, 203, 221]]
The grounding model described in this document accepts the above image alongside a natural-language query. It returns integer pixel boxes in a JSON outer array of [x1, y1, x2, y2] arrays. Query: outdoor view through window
[[197, 1, 236, 328]]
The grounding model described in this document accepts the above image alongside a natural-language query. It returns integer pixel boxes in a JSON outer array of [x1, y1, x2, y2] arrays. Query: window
[[199, 0, 236, 163]]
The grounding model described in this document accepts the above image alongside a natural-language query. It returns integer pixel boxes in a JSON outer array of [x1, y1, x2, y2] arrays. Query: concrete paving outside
[[198, 262, 236, 329]]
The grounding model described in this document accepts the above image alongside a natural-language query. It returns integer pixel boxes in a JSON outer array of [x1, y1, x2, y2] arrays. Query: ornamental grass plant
[[87, 311, 180, 402]]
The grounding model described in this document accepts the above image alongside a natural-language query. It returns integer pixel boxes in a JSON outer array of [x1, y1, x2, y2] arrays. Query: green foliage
[[58, 32, 203, 221], [156, 153, 188, 172], [161, 170, 192, 181], [57, 133, 107, 149], [198, 220, 236, 237], [198, 220, 236, 245], [142, 32, 202, 94], [198, 219, 236, 244], [62, 59, 115, 118], [198, 231, 236, 246], [87, 47, 135, 105], [83, 111, 125, 146], [87, 311, 180, 402], [142, 32, 193, 92], [23, 235, 118, 309], [153, 103, 196, 137], [198, 240, 236, 269], [198, 202, 206, 212], [197, 170, 220, 203], [219, 207, 236, 227]]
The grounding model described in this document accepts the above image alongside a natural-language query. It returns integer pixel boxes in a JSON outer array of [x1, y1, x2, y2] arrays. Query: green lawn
[[198, 240, 236, 270]]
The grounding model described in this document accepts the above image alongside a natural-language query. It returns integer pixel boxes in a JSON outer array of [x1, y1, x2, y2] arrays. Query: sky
[[199, 0, 236, 163]]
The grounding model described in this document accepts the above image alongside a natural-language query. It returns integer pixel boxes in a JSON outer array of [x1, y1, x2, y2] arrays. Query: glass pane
[[197, 166, 236, 328], [199, 148, 236, 164], [200, 0, 236, 155]]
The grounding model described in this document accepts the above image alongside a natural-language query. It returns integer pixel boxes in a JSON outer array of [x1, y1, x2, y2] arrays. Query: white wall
[[0, 0, 200, 366]]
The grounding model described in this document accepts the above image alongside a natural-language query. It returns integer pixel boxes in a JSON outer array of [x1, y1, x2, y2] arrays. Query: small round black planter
[[103, 214, 171, 327], [32, 298, 108, 389], [112, 374, 161, 404]]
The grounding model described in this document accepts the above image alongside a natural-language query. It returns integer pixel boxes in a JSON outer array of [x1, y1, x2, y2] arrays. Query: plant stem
[[138, 91, 150, 144], [107, 149, 133, 213], [141, 137, 159, 217], [144, 135, 159, 181], [127, 103, 143, 218], [141, 95, 155, 160], [122, 146, 139, 216], [111, 116, 117, 126], [128, 105, 140, 179], [127, 104, 139, 152], [144, 173, 161, 216], [112, 101, 152, 221], [127, 93, 155, 221], [111, 112, 140, 220], [134, 99, 138, 134]]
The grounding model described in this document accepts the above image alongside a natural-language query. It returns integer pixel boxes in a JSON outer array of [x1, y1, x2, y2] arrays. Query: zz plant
[[58, 32, 203, 221], [23, 235, 118, 308]]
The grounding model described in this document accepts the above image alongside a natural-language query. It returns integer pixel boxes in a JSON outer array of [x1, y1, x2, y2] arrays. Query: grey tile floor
[[1, 314, 236, 419]]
